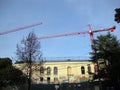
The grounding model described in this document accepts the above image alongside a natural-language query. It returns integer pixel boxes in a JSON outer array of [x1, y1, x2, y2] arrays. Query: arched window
[[54, 67, 58, 75], [81, 66, 85, 74], [47, 67, 51, 75], [67, 66, 72, 76], [40, 66, 44, 75], [87, 64, 91, 74]]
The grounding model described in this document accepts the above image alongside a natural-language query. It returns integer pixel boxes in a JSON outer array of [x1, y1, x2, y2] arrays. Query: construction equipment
[[87, 24, 115, 52], [35, 25, 115, 74], [0, 22, 42, 35], [35, 25, 115, 53]]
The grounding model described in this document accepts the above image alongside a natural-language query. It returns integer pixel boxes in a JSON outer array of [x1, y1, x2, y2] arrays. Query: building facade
[[13, 60, 95, 84]]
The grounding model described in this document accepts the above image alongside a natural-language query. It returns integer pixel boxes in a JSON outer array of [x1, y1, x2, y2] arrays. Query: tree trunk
[[27, 63, 32, 90]]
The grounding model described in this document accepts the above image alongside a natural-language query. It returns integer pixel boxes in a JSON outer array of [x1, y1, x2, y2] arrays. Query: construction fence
[[17, 81, 114, 90]]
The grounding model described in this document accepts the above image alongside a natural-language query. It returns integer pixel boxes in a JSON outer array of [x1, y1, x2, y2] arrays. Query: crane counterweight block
[[108, 26, 116, 32]]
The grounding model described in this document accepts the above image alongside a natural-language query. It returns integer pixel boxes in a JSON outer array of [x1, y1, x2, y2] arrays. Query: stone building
[[13, 60, 95, 84]]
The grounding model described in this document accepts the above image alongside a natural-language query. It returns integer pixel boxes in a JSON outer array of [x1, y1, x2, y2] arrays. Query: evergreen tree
[[0, 58, 27, 88], [115, 8, 120, 23], [91, 33, 120, 90]]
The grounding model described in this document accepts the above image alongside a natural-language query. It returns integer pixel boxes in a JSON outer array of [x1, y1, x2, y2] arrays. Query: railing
[[42, 56, 90, 61]]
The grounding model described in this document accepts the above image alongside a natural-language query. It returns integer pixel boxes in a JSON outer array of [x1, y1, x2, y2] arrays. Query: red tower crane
[[35, 25, 115, 74], [0, 22, 42, 35], [87, 24, 115, 53], [35, 25, 115, 52]]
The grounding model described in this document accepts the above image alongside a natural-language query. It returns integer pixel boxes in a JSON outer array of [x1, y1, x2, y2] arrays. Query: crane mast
[[88, 25, 115, 53]]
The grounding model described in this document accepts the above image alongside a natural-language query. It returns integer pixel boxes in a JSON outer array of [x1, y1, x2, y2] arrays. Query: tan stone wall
[[13, 60, 94, 84]]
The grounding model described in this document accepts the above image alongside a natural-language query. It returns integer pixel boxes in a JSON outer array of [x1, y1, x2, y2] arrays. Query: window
[[81, 66, 85, 74], [87, 64, 91, 74], [67, 66, 72, 76], [54, 67, 58, 75], [40, 66, 44, 75], [47, 77, 50, 83], [47, 67, 51, 75], [40, 77, 43, 82], [54, 77, 58, 82]]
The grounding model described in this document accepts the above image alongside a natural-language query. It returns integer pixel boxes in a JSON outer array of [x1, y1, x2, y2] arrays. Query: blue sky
[[0, 0, 120, 61]]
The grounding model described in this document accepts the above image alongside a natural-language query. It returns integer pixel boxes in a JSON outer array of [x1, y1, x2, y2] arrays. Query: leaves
[[0, 58, 27, 87], [115, 8, 120, 23], [91, 33, 120, 80]]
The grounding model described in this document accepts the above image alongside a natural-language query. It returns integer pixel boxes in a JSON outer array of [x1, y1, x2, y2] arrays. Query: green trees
[[91, 33, 120, 89], [0, 58, 27, 88], [115, 8, 120, 23]]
